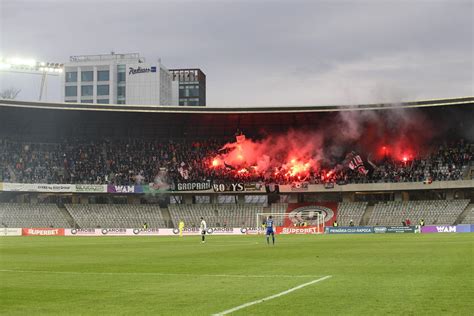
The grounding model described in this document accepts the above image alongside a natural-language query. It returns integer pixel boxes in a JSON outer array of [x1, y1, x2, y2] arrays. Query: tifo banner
[[325, 226, 374, 234], [0, 228, 22, 236], [276, 226, 321, 234], [421, 225, 472, 233], [212, 182, 264, 193], [284, 203, 337, 227], [373, 226, 419, 234], [22, 228, 64, 236], [172, 182, 212, 192]]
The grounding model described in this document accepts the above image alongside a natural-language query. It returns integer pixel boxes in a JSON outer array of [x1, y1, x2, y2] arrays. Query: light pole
[[0, 57, 64, 101]]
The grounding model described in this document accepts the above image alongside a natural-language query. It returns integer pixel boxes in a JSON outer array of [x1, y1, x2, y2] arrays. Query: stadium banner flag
[[285, 203, 337, 227], [144, 183, 171, 193], [325, 226, 374, 234], [22, 228, 65, 236], [75, 184, 107, 193], [3, 183, 75, 193], [290, 182, 309, 192], [0, 228, 22, 236], [212, 183, 246, 192], [107, 185, 137, 193], [276, 226, 321, 234], [421, 225, 472, 233], [172, 181, 212, 192]]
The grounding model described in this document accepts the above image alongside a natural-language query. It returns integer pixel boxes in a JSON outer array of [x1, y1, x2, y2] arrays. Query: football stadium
[[0, 97, 473, 315]]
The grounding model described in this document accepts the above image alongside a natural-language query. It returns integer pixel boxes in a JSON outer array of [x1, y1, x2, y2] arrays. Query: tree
[[0, 87, 21, 99]]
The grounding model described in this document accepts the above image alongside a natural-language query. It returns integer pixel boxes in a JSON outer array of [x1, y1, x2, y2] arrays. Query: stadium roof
[[1, 96, 473, 139], [0, 96, 473, 114]]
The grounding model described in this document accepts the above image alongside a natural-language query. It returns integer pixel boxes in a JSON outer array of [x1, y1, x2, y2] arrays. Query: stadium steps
[[454, 203, 474, 225], [160, 208, 174, 228], [360, 205, 374, 226], [57, 204, 76, 228]]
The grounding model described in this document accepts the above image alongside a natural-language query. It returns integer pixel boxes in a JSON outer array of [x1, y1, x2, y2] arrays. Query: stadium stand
[[337, 202, 368, 226], [65, 204, 166, 228], [0, 138, 471, 186], [368, 200, 470, 226], [0, 203, 69, 228], [168, 204, 264, 228], [460, 205, 474, 224]]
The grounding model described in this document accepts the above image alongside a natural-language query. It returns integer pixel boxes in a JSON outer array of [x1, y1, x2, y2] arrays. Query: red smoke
[[207, 108, 438, 180]]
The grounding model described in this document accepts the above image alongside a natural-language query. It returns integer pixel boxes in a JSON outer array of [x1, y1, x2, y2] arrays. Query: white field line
[[0, 269, 322, 279], [212, 275, 332, 316]]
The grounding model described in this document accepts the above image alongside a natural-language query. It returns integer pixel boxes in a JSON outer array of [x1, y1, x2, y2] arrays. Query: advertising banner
[[3, 183, 75, 193], [22, 228, 65, 236], [276, 226, 322, 234], [0, 228, 22, 236], [325, 226, 374, 234], [75, 184, 107, 193], [130, 228, 162, 235], [65, 228, 101, 236], [373, 226, 419, 234], [107, 185, 136, 194], [100, 228, 128, 235], [421, 225, 472, 233]]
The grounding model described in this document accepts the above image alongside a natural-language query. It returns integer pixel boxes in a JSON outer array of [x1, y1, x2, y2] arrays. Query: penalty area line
[[212, 275, 332, 316]]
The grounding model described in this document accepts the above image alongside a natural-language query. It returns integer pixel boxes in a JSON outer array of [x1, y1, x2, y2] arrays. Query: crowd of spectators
[[0, 138, 472, 186]]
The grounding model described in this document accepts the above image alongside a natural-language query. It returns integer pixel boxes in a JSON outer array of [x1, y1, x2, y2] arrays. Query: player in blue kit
[[265, 216, 275, 245]]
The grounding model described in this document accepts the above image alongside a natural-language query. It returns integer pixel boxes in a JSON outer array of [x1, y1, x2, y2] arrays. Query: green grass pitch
[[1, 234, 473, 315]]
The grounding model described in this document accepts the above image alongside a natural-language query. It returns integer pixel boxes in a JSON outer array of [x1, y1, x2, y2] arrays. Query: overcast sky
[[0, 0, 472, 107]]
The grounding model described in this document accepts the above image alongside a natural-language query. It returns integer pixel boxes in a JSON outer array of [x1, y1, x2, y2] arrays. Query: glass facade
[[97, 85, 109, 96], [81, 99, 93, 103], [81, 85, 93, 96], [117, 65, 126, 83], [97, 99, 109, 104], [65, 86, 77, 97], [81, 71, 93, 82], [65, 72, 77, 82], [117, 86, 125, 99], [97, 70, 109, 81]]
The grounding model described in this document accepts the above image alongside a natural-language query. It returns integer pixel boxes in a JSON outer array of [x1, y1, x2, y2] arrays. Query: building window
[[81, 99, 93, 103], [117, 100, 125, 104], [65, 86, 77, 97], [97, 85, 109, 96], [117, 64, 126, 83], [81, 85, 93, 96], [65, 100, 76, 103], [65, 72, 77, 82], [97, 99, 109, 104], [81, 71, 93, 82], [97, 70, 109, 81], [117, 86, 125, 98]]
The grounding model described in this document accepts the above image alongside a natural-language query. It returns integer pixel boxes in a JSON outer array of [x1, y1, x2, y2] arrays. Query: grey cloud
[[1, 0, 472, 106]]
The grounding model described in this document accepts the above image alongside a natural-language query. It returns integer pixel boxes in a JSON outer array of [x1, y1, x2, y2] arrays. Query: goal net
[[256, 212, 325, 234]]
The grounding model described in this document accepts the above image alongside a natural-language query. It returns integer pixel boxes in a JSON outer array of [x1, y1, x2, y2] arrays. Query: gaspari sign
[[128, 66, 156, 75]]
